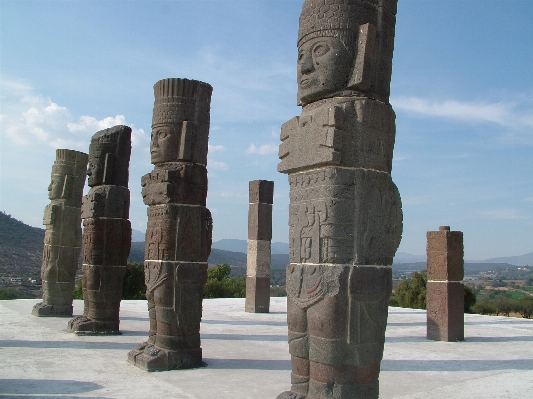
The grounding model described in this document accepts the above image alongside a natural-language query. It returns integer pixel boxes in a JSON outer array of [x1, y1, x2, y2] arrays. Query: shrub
[[122, 262, 146, 300], [203, 263, 245, 299], [0, 288, 17, 300]]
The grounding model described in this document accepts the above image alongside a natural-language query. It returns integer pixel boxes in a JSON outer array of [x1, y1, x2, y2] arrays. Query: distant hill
[[475, 253, 533, 267], [0, 211, 44, 277], [212, 239, 289, 255], [129, 243, 290, 269]]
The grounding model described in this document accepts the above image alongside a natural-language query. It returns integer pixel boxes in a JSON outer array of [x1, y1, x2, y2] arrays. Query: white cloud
[[0, 79, 147, 150], [208, 144, 227, 153], [208, 160, 229, 170], [391, 96, 533, 129], [246, 143, 278, 155], [476, 209, 527, 220]]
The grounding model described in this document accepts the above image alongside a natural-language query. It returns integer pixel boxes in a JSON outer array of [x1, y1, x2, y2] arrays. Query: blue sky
[[1, 0, 532, 260]]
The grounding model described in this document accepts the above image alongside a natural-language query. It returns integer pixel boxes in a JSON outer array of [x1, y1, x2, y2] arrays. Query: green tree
[[203, 263, 246, 299], [395, 270, 427, 309], [494, 295, 515, 316], [516, 297, 533, 319], [464, 285, 477, 313], [72, 279, 83, 300], [471, 298, 496, 315], [0, 288, 17, 300], [122, 262, 146, 300]]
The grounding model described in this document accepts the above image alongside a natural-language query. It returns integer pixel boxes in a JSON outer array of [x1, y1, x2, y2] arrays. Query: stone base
[[245, 276, 270, 313], [67, 315, 121, 335], [276, 391, 306, 399], [427, 281, 464, 342], [127, 341, 205, 371], [31, 302, 73, 317]]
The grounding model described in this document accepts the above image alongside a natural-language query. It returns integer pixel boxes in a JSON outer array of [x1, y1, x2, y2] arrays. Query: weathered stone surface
[[427, 281, 464, 342], [246, 240, 271, 278], [246, 180, 274, 313], [68, 125, 131, 334], [129, 78, 213, 371], [249, 180, 274, 204], [427, 227, 464, 282], [297, 0, 397, 105], [141, 163, 208, 206], [81, 185, 130, 219], [278, 1, 400, 397], [279, 98, 396, 174], [87, 125, 131, 188], [150, 78, 212, 166], [33, 149, 88, 317], [245, 276, 271, 313], [248, 203, 273, 241], [288, 168, 402, 266], [426, 226, 464, 342], [82, 218, 131, 266], [144, 204, 212, 262]]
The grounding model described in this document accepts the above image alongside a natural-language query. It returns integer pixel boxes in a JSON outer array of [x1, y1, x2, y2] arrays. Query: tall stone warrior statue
[[32, 149, 88, 317], [277, 1, 402, 399], [128, 78, 213, 371], [68, 125, 132, 334]]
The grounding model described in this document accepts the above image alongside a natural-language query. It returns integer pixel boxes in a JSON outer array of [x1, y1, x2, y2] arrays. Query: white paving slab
[[0, 298, 532, 398]]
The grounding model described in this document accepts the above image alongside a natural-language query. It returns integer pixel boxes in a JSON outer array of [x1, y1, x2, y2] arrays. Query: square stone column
[[426, 226, 464, 342], [246, 180, 274, 313]]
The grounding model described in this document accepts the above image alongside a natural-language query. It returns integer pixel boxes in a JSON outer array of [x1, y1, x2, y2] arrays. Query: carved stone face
[[87, 157, 104, 187], [150, 126, 178, 164], [48, 174, 65, 199], [297, 36, 353, 105]]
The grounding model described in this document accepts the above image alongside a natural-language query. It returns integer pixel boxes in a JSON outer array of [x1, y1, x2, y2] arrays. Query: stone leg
[[32, 281, 76, 317], [68, 264, 126, 334], [279, 266, 391, 399], [128, 262, 207, 371]]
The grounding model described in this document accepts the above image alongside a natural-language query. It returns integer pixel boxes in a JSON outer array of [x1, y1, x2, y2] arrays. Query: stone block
[[278, 98, 396, 174], [141, 163, 207, 206], [248, 203, 273, 241], [288, 168, 402, 265], [249, 180, 274, 204], [144, 205, 212, 262], [426, 281, 464, 342], [81, 185, 130, 219], [43, 205, 83, 248], [427, 228, 464, 281], [41, 245, 80, 283], [82, 264, 127, 303], [245, 276, 271, 313], [246, 239, 271, 278], [82, 218, 131, 266]]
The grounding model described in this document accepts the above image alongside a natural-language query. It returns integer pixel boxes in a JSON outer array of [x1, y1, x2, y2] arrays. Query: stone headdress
[[51, 149, 88, 205], [151, 78, 213, 165], [89, 125, 132, 187], [298, 0, 398, 100]]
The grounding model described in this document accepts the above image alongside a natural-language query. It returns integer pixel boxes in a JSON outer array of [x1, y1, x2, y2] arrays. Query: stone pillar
[[32, 149, 88, 317], [246, 180, 274, 313], [426, 226, 464, 342], [68, 125, 132, 335], [277, 1, 402, 398], [128, 78, 213, 371]]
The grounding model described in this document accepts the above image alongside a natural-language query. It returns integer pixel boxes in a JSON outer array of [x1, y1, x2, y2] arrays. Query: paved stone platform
[[1, 298, 532, 398]]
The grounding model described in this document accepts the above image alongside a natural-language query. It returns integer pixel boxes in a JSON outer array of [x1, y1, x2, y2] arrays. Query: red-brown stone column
[[246, 180, 274, 313], [426, 226, 464, 342]]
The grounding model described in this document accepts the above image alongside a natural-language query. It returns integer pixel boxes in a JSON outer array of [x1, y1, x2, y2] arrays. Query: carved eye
[[158, 130, 168, 139], [313, 43, 329, 57], [298, 52, 305, 62]]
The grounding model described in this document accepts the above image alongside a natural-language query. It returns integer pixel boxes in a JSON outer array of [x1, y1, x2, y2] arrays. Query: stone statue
[[128, 78, 213, 371], [277, 1, 402, 398], [32, 149, 88, 317], [67, 125, 132, 334]]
